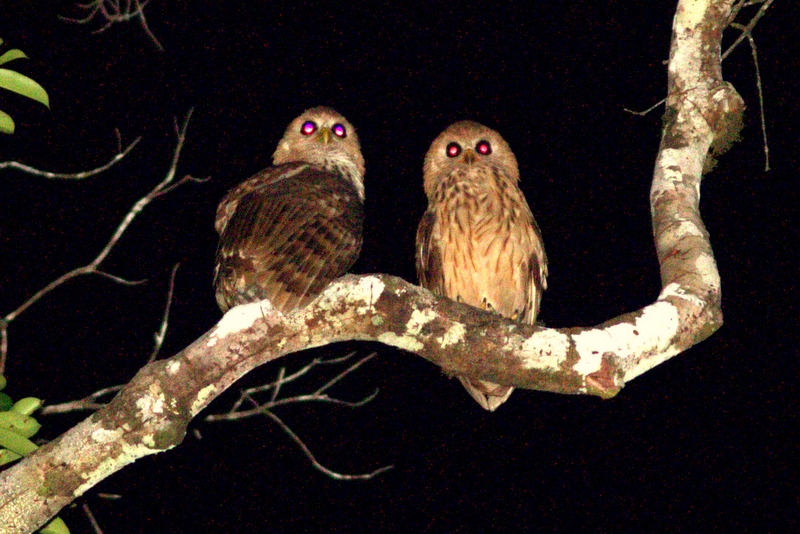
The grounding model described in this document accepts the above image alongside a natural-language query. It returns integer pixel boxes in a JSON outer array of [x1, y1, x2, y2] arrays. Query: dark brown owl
[[214, 106, 365, 314], [416, 121, 547, 411]]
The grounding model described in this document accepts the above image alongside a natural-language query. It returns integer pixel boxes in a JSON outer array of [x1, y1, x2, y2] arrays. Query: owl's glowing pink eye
[[301, 121, 317, 136], [476, 140, 492, 155], [332, 123, 347, 138], [446, 142, 462, 158]]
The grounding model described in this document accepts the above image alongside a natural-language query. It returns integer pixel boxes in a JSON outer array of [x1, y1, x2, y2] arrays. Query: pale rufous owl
[[214, 106, 365, 314], [416, 121, 548, 411]]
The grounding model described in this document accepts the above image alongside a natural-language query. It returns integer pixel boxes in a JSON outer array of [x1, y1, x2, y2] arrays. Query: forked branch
[[60, 0, 164, 51], [1, 111, 205, 373], [207, 353, 391, 480]]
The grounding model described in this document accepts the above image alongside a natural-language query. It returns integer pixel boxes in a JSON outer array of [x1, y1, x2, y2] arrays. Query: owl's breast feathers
[[215, 162, 364, 314], [417, 166, 547, 325]]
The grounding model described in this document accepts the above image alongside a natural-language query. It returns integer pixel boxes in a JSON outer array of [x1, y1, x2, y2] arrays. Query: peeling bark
[[0, 0, 744, 531]]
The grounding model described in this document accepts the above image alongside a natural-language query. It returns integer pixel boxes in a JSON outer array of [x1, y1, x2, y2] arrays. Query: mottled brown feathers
[[214, 107, 364, 314]]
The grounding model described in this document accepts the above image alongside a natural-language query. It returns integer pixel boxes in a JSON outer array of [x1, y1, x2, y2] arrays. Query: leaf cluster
[[0, 37, 50, 134]]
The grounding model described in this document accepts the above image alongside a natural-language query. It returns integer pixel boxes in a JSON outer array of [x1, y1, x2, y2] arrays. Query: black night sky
[[2, 1, 798, 532]]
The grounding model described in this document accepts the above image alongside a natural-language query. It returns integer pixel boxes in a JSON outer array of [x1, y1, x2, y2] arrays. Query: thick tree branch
[[0, 0, 751, 531]]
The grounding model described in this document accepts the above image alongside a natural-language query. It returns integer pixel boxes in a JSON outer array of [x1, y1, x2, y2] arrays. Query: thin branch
[[81, 502, 104, 534], [1, 110, 199, 373], [720, 0, 774, 61], [94, 270, 147, 285], [0, 136, 140, 179], [268, 366, 287, 405], [60, 0, 164, 51], [40, 385, 123, 415], [135, 1, 163, 51], [148, 263, 179, 363], [3, 110, 193, 324], [206, 353, 378, 422], [624, 0, 772, 118], [227, 353, 364, 413], [205, 353, 387, 479], [624, 98, 665, 116], [41, 263, 181, 414], [315, 352, 376, 395], [220, 391, 380, 419], [153, 173, 211, 198], [730, 17, 771, 171], [262, 407, 393, 481]]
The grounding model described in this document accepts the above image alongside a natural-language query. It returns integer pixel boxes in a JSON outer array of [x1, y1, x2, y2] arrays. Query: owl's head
[[422, 120, 519, 199], [273, 106, 365, 197]]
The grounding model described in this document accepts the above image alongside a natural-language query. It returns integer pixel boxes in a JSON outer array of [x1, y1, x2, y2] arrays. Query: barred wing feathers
[[214, 162, 363, 314]]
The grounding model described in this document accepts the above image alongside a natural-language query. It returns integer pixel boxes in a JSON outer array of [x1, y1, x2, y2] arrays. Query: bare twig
[[1, 110, 199, 373], [148, 263, 180, 363], [60, 0, 164, 51], [81, 502, 104, 534], [623, 98, 666, 116], [223, 353, 361, 415], [48, 351, 387, 480], [0, 135, 140, 179], [206, 352, 389, 480], [729, 4, 772, 171], [261, 406, 393, 481], [153, 173, 211, 198], [624, 0, 772, 118], [40, 262, 181, 414], [206, 353, 379, 422], [40, 384, 123, 415], [94, 270, 147, 285], [721, 0, 774, 62]]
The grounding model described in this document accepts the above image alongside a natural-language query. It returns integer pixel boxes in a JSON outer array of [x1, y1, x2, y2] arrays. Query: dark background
[[2, 1, 798, 532]]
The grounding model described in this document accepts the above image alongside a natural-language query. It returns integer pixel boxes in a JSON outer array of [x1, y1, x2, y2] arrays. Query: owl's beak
[[317, 128, 332, 145], [462, 148, 477, 164]]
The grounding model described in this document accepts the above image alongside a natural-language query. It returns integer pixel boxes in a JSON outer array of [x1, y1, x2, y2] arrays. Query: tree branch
[[0, 1, 754, 531], [0, 133, 140, 179], [60, 0, 164, 51], [206, 352, 387, 479], [1, 111, 200, 374]]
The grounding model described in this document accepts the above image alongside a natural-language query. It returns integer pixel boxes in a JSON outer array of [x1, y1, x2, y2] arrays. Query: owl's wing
[[214, 163, 363, 314], [415, 209, 445, 295], [215, 162, 310, 236], [522, 215, 549, 325]]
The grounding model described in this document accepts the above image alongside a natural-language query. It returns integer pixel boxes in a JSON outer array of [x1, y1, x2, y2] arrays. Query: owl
[[214, 106, 365, 314], [415, 121, 548, 411]]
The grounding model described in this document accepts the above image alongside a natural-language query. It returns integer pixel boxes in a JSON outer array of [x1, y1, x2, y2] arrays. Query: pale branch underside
[[0, 0, 758, 531]]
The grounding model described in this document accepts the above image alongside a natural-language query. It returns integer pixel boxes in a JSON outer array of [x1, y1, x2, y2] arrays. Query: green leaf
[[0, 109, 15, 134], [0, 392, 13, 411], [0, 49, 28, 66], [11, 397, 43, 416], [0, 68, 49, 108], [0, 447, 23, 467], [40, 516, 71, 534], [0, 427, 38, 455]]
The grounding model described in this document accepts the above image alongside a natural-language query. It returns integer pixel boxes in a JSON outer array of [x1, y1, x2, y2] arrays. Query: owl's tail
[[458, 376, 514, 411]]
